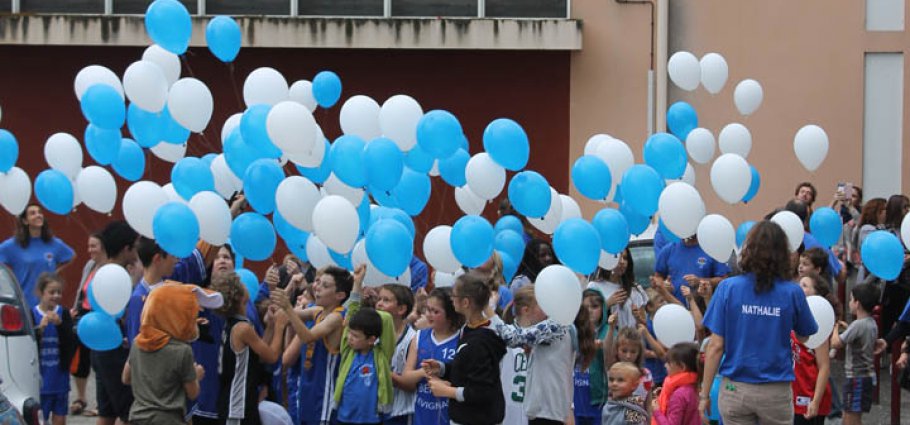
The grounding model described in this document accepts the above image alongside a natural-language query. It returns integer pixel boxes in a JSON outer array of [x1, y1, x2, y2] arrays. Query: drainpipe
[[615, 0, 668, 135]]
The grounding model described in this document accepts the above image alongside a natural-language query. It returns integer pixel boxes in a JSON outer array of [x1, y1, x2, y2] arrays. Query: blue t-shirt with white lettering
[[0, 237, 74, 308], [32, 305, 69, 395], [703, 273, 818, 383], [655, 241, 730, 306], [337, 351, 380, 424]]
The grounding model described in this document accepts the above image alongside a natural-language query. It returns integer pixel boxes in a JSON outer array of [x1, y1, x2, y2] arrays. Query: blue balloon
[[742, 165, 760, 203], [312, 71, 342, 108], [483, 118, 529, 171], [0, 129, 18, 173], [329, 249, 353, 271], [658, 219, 681, 244], [500, 251, 518, 283], [365, 220, 413, 277], [494, 215, 524, 236], [236, 268, 260, 299], [458, 133, 470, 151], [241, 105, 281, 158], [357, 195, 372, 237], [171, 157, 215, 200], [145, 0, 192, 54], [643, 133, 686, 179], [206, 16, 241, 62], [243, 159, 285, 214], [77, 311, 123, 351], [224, 129, 265, 179], [862, 230, 905, 280], [439, 148, 469, 187], [809, 207, 843, 248], [201, 153, 217, 167], [553, 218, 601, 275], [231, 212, 277, 261], [494, 230, 525, 263], [393, 167, 431, 216], [507, 171, 551, 219], [619, 202, 650, 236], [85, 124, 121, 165], [35, 169, 73, 215], [592, 208, 630, 254], [295, 139, 331, 184], [666, 101, 698, 140], [127, 103, 161, 148], [369, 207, 416, 240], [404, 144, 434, 174], [160, 106, 191, 144], [571, 155, 612, 201], [612, 184, 624, 204], [274, 211, 310, 261], [152, 202, 200, 258], [330, 135, 368, 188], [416, 110, 463, 159], [450, 215, 494, 268], [620, 165, 664, 217], [81, 84, 125, 130], [735, 221, 755, 248], [369, 184, 399, 208], [364, 137, 403, 191], [112, 138, 145, 181]]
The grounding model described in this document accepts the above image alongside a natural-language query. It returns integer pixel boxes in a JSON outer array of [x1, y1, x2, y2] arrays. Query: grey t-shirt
[[128, 339, 197, 425], [840, 316, 877, 378]]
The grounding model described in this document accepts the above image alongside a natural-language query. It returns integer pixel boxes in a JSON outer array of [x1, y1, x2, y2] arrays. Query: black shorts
[[91, 346, 133, 421]]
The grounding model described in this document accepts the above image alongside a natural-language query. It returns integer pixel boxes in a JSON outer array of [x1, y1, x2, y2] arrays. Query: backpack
[[601, 400, 649, 425]]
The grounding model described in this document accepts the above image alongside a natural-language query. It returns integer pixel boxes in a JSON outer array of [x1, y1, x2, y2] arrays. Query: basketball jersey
[[298, 306, 344, 425], [388, 325, 418, 419], [191, 309, 224, 420], [32, 305, 68, 395], [500, 346, 529, 425], [218, 315, 261, 425], [414, 328, 459, 425], [573, 365, 601, 419]]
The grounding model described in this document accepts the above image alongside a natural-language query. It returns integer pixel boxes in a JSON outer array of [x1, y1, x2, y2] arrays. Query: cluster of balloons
[[77, 264, 132, 350]]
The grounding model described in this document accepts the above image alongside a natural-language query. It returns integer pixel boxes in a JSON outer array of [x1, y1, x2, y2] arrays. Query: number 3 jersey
[[500, 346, 529, 425], [414, 328, 458, 425]]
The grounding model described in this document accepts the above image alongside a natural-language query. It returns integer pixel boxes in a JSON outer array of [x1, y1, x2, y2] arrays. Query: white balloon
[[0, 167, 31, 215], [266, 101, 318, 155], [243, 67, 289, 107], [902, 213, 910, 251], [465, 153, 505, 201], [91, 264, 132, 315], [668, 51, 701, 91], [454, 185, 486, 216], [771, 210, 805, 252], [793, 125, 829, 172], [594, 138, 634, 200], [658, 182, 705, 239], [697, 214, 735, 262], [681, 163, 696, 186], [150, 142, 186, 163], [699, 53, 728, 94], [653, 304, 696, 346], [74, 65, 123, 100], [710, 154, 751, 204], [162, 183, 186, 204], [167, 78, 213, 132], [734, 79, 763, 116], [142, 45, 181, 87], [584, 134, 611, 156], [323, 173, 364, 206], [718, 123, 752, 158], [599, 251, 620, 270], [71, 178, 82, 209], [529, 187, 563, 235], [312, 195, 360, 254], [559, 194, 582, 222], [221, 113, 243, 145], [76, 166, 117, 214], [423, 226, 461, 273], [285, 123, 326, 168], [534, 265, 583, 325], [189, 191, 231, 245], [379, 95, 424, 151], [275, 176, 321, 232], [122, 181, 168, 238], [123, 60, 169, 112], [340, 95, 382, 140], [44, 133, 83, 180], [685, 128, 715, 164], [429, 160, 440, 177], [306, 235, 334, 269], [804, 295, 835, 349], [289, 80, 318, 112], [433, 271, 458, 288], [211, 154, 242, 198]]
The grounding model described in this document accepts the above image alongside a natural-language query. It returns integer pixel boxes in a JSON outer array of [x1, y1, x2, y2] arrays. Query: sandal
[[69, 399, 85, 415], [83, 407, 98, 417]]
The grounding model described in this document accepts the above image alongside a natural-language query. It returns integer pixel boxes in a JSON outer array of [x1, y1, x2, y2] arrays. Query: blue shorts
[[41, 393, 68, 420], [382, 414, 411, 425], [843, 376, 874, 413]]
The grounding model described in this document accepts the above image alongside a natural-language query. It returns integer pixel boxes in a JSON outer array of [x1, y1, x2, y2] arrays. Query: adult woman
[[880, 194, 910, 336], [0, 204, 74, 308], [700, 221, 818, 425], [70, 233, 106, 416], [853, 198, 887, 283], [509, 239, 555, 292]]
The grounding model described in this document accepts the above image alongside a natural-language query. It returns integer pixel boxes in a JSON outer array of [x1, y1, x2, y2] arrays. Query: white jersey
[[389, 325, 418, 418], [500, 346, 529, 425]]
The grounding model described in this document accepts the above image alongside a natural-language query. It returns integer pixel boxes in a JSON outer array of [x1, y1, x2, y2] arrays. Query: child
[[575, 289, 607, 424], [640, 289, 670, 387], [376, 284, 418, 425], [32, 273, 75, 425], [212, 272, 288, 424], [122, 283, 219, 424], [401, 288, 464, 425], [604, 316, 653, 398], [422, 273, 507, 425], [601, 362, 648, 425], [799, 247, 834, 285], [792, 272, 834, 425], [650, 343, 699, 425], [830, 283, 880, 425], [499, 303, 529, 425]]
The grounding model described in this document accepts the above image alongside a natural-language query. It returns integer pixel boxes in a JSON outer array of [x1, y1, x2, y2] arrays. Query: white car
[[0, 265, 41, 424]]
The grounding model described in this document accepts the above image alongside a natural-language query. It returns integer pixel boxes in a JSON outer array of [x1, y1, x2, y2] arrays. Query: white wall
[[863, 53, 904, 199]]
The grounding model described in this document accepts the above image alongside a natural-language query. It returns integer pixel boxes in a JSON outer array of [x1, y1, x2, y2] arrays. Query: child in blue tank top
[[32, 273, 75, 425]]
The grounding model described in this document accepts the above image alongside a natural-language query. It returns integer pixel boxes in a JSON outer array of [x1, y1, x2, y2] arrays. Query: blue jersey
[[655, 241, 730, 306], [0, 237, 74, 308], [414, 329, 459, 425], [287, 360, 302, 425], [190, 309, 224, 420], [125, 251, 207, 343], [32, 305, 69, 395], [337, 351, 380, 424], [298, 307, 345, 425], [643, 318, 667, 385], [573, 365, 600, 419], [410, 256, 429, 292]]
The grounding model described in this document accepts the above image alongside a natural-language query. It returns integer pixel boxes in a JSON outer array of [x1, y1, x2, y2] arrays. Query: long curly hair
[[211, 272, 246, 317], [15, 204, 52, 248], [740, 220, 792, 293]]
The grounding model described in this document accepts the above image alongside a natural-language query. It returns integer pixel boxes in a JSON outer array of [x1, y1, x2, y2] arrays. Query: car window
[[629, 241, 655, 288], [0, 268, 17, 299]]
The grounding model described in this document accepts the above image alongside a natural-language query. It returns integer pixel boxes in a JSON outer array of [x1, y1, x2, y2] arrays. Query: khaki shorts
[[718, 378, 793, 425]]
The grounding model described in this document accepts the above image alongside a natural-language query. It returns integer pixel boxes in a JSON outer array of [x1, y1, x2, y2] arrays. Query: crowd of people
[[2, 180, 909, 425]]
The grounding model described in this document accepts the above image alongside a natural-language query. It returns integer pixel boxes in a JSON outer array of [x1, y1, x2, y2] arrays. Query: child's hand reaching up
[[607, 313, 618, 327], [194, 363, 205, 381]]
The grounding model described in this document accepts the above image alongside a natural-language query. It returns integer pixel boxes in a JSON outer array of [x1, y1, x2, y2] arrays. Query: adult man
[[653, 236, 730, 307]]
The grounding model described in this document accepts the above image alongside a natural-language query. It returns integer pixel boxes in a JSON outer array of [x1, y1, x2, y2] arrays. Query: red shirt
[[790, 333, 832, 416]]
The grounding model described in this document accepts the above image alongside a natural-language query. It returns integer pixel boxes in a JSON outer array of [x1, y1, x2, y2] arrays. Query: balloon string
[[228, 63, 244, 111]]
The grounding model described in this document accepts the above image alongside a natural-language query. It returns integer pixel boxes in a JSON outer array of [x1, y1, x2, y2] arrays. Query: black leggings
[[529, 419, 564, 425], [71, 337, 91, 379]]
